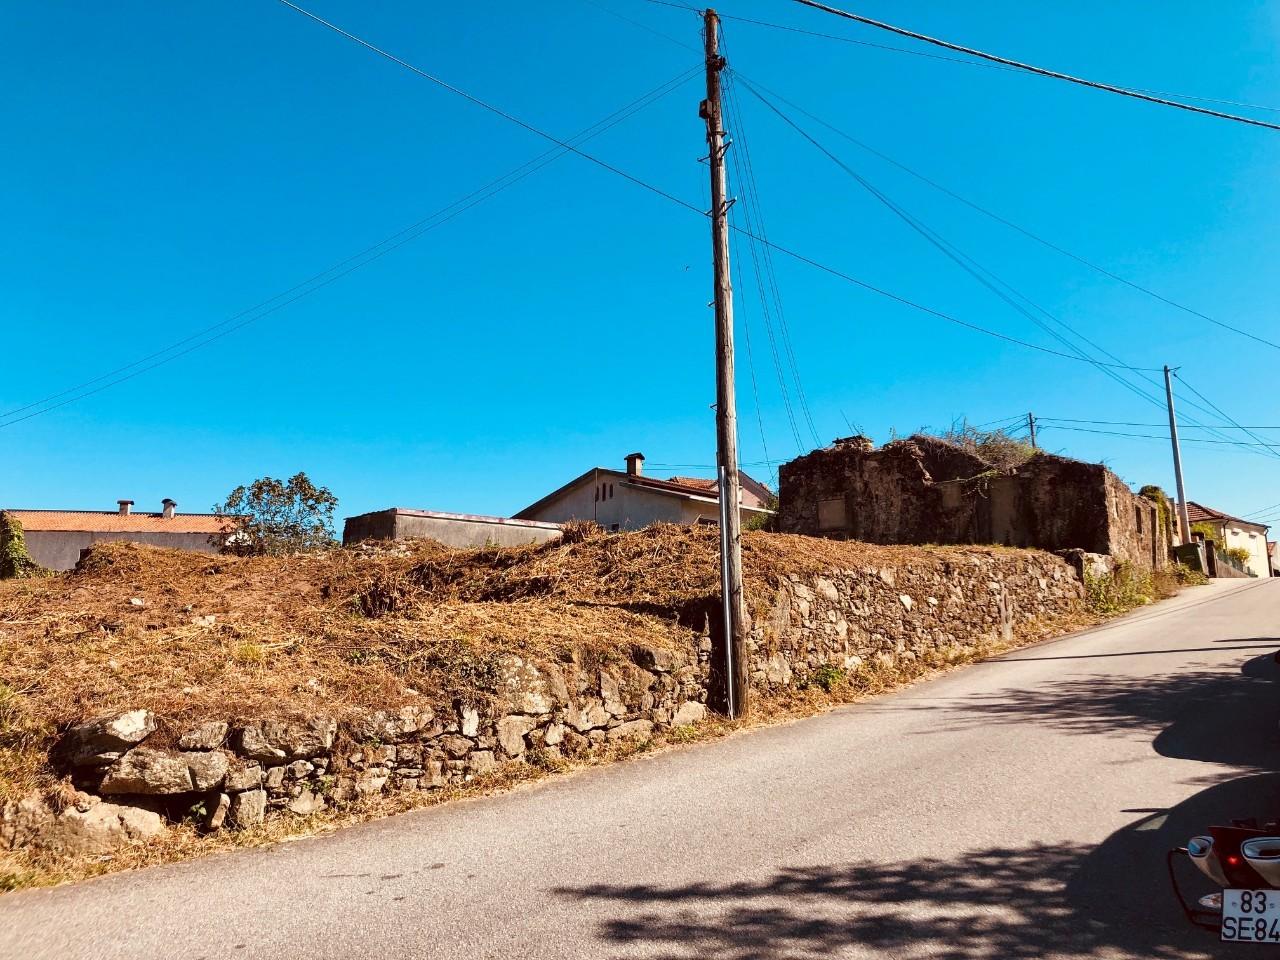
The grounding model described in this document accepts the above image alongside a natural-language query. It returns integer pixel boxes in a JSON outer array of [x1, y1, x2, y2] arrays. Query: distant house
[[1270, 541, 1279, 577], [513, 453, 773, 531], [343, 508, 562, 549], [2, 500, 226, 572], [1185, 501, 1271, 577]]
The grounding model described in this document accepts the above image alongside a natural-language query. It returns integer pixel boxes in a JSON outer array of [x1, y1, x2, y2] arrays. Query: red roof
[[663, 475, 773, 508], [3, 510, 229, 535], [1185, 501, 1267, 528]]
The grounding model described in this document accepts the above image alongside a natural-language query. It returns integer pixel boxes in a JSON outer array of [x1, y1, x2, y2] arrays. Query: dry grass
[[0, 524, 1131, 891], [0, 590, 1091, 893]]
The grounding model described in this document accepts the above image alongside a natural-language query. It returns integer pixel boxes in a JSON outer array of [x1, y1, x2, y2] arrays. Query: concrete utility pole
[[701, 8, 748, 719], [1027, 412, 1037, 449], [1164, 365, 1193, 544]]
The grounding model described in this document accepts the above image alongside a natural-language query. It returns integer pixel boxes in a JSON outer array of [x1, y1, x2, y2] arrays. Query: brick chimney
[[117, 499, 133, 516], [625, 452, 645, 477], [161, 498, 177, 520]]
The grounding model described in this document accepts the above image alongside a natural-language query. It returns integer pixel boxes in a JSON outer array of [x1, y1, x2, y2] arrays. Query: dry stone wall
[[4, 547, 1085, 854], [745, 549, 1083, 691]]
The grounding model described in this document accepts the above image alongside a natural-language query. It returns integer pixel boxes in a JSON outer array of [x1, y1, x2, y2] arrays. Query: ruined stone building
[[776, 435, 1169, 570]]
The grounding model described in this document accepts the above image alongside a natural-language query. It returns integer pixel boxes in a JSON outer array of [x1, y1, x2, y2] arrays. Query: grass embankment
[[0, 525, 1186, 890]]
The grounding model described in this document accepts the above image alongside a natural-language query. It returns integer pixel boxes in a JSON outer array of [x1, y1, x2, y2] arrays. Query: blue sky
[[4, 0, 1280, 529]]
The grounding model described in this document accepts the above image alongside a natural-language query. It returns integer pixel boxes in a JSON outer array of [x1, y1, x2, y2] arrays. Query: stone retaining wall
[[3, 548, 1084, 854]]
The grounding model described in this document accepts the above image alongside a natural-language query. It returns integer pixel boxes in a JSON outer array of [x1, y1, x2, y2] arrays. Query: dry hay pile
[[0, 523, 1027, 801]]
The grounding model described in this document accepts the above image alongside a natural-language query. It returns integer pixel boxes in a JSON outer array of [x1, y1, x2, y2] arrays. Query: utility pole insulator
[[702, 7, 749, 719]]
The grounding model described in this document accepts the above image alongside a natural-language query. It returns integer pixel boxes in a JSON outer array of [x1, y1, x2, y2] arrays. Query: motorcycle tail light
[[1210, 826, 1271, 888]]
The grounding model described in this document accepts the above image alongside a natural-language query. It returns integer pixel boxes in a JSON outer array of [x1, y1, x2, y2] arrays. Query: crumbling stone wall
[[777, 437, 1166, 570], [3, 546, 1086, 853], [746, 548, 1083, 689]]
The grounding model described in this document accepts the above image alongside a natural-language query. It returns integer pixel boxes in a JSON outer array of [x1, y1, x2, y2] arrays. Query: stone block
[[228, 789, 267, 828]]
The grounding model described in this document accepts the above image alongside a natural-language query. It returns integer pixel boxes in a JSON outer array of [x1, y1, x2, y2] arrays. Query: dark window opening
[[610, 523, 620, 532]]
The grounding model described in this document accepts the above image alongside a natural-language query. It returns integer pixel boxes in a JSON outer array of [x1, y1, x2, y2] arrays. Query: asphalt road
[[4, 577, 1279, 959]]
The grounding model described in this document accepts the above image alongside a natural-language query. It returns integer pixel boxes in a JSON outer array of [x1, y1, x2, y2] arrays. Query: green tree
[[212, 472, 338, 556]]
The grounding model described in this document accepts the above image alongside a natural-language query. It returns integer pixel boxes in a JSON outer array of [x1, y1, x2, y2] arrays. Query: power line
[[1044, 424, 1280, 448], [0, 66, 701, 429], [739, 80, 1279, 461], [276, 0, 706, 216], [1172, 371, 1280, 460], [740, 79, 1167, 387], [279, 0, 1238, 378], [721, 64, 821, 448], [728, 195, 797, 455], [1040, 417, 1280, 430], [625, 0, 1280, 114], [736, 79, 1280, 354], [19, 1, 1232, 430], [593, 3, 1280, 355], [0, 66, 700, 426], [787, 0, 1280, 131]]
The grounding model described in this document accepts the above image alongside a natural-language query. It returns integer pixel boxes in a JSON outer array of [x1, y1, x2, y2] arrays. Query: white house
[[514, 453, 773, 531], [1186, 501, 1271, 577]]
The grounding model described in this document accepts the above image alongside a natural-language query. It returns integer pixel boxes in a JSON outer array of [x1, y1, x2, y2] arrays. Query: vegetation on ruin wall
[[1138, 485, 1172, 540], [937, 422, 1038, 471], [0, 513, 47, 581]]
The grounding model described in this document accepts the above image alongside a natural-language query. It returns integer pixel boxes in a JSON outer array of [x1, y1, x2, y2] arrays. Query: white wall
[[523, 474, 765, 530], [1223, 521, 1271, 577]]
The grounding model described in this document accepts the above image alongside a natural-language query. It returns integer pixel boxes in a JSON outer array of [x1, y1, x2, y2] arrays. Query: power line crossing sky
[[3, 0, 1279, 522]]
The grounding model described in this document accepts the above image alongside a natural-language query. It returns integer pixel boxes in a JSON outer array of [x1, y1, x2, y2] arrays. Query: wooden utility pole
[[1164, 365, 1193, 544], [701, 8, 748, 718], [1027, 412, 1037, 449]]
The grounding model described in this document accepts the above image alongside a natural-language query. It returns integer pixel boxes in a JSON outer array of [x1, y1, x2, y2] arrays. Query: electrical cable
[[1045, 424, 1280, 448], [739, 79, 1278, 460], [735, 78, 1280, 354], [1172, 371, 1280, 460], [1039, 417, 1280, 430], [787, 0, 1280, 131], [721, 63, 821, 448], [627, 0, 1280, 114], [279, 0, 1213, 371], [728, 195, 789, 460], [0, 66, 702, 428], [17, 2, 1228, 428]]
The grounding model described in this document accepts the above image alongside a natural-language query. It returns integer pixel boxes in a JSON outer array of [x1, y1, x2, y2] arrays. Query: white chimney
[[117, 499, 133, 516], [161, 498, 177, 520], [625, 452, 645, 477]]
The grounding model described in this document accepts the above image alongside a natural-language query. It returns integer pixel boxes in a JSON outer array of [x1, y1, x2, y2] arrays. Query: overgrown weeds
[[1085, 562, 1194, 616]]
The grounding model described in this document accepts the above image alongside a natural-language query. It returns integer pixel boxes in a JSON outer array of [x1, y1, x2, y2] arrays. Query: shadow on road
[[556, 774, 1280, 959], [914, 652, 1280, 770]]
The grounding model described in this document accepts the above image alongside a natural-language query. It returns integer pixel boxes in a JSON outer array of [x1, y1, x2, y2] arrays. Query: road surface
[[3, 578, 1278, 959]]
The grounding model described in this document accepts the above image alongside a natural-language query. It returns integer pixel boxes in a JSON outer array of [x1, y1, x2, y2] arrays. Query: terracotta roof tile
[[4, 510, 229, 534], [1185, 501, 1268, 529]]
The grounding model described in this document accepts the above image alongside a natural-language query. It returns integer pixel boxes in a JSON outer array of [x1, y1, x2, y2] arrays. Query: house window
[[609, 483, 614, 499], [594, 486, 599, 502], [610, 523, 619, 532]]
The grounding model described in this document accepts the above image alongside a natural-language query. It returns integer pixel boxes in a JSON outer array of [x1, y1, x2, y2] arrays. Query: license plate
[[1222, 889, 1280, 943]]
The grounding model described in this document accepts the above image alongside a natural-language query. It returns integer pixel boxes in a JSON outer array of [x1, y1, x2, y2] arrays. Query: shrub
[[937, 423, 1037, 471], [212, 472, 337, 556], [0, 513, 47, 580], [1085, 563, 1156, 616], [1224, 546, 1252, 568]]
